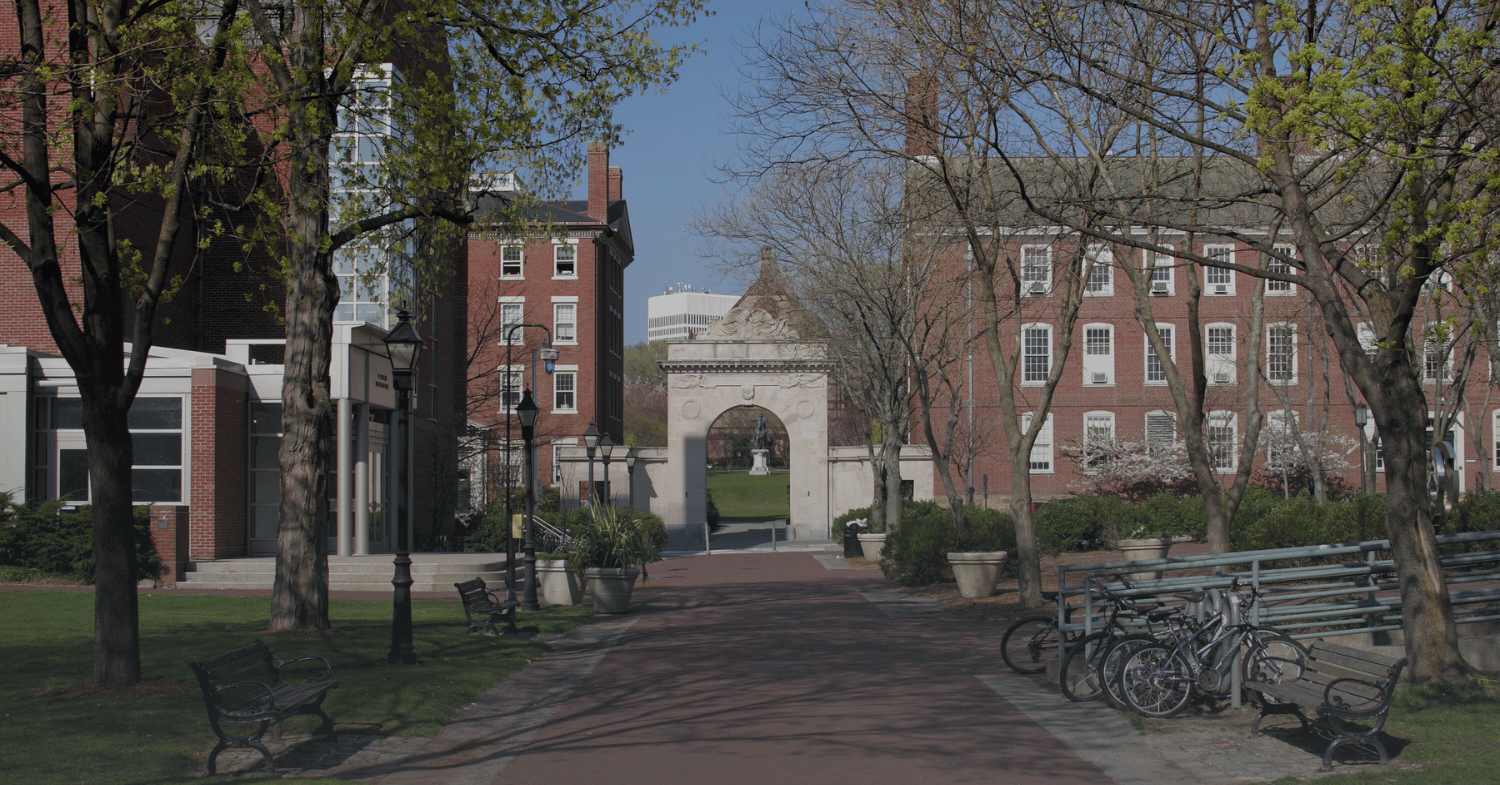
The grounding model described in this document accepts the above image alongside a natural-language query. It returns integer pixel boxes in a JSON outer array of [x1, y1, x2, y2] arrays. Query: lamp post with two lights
[[582, 421, 600, 504], [503, 324, 556, 612], [383, 308, 423, 666]]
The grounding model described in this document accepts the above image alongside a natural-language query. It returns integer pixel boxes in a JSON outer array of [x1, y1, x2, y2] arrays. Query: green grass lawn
[[0, 589, 591, 785], [706, 468, 790, 520]]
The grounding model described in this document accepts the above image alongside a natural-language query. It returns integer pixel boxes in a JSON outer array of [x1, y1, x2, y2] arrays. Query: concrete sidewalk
[[235, 551, 1364, 784]]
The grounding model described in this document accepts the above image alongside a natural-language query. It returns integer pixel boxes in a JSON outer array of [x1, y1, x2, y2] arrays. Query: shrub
[[1035, 496, 1104, 553], [567, 503, 663, 572], [1450, 491, 1500, 536], [880, 503, 1015, 587], [706, 490, 721, 531], [0, 498, 160, 583], [961, 506, 1016, 553]]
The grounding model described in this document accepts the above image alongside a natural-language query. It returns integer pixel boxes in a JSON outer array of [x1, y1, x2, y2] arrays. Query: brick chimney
[[905, 72, 939, 157], [587, 141, 609, 220], [608, 166, 623, 202]]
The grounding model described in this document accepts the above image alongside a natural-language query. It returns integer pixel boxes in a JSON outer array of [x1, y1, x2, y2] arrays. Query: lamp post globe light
[[583, 421, 600, 505], [383, 308, 423, 666], [599, 432, 614, 506], [502, 324, 557, 605], [517, 389, 541, 611], [624, 448, 637, 510], [1354, 403, 1371, 495]]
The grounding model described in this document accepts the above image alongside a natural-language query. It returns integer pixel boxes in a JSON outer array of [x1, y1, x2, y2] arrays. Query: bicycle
[[1116, 580, 1307, 718], [1057, 578, 1162, 702], [1001, 591, 1077, 674]]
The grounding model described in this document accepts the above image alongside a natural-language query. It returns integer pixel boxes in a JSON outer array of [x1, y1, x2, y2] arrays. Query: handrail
[[532, 515, 573, 549]]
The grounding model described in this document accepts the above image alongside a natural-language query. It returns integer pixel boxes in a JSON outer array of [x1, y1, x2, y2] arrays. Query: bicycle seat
[[1174, 590, 1206, 603], [1042, 590, 1059, 602], [1147, 607, 1179, 622]]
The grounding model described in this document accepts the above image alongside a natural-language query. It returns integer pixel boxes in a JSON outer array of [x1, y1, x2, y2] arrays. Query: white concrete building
[[646, 287, 740, 342]]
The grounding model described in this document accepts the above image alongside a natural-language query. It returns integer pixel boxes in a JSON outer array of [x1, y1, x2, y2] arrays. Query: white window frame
[[1361, 416, 1384, 473], [553, 366, 578, 413], [1207, 411, 1237, 472], [499, 365, 524, 412], [499, 245, 524, 279], [1082, 323, 1114, 386], [1084, 245, 1114, 296], [499, 296, 524, 343], [1266, 322, 1298, 385], [1265, 409, 1300, 471], [1205, 323, 1236, 385], [1144, 246, 1175, 296], [1146, 323, 1174, 385], [553, 240, 578, 279], [1203, 245, 1235, 295], [1022, 412, 1054, 474], [1021, 244, 1053, 295], [1492, 410, 1500, 473], [553, 296, 579, 345], [1422, 328, 1454, 383], [1357, 322, 1378, 357], [1083, 411, 1115, 474], [1022, 323, 1052, 385], [1145, 410, 1177, 445], [1266, 245, 1297, 295]]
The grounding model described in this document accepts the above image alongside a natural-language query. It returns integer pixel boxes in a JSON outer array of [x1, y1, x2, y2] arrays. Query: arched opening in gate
[[704, 405, 791, 547]]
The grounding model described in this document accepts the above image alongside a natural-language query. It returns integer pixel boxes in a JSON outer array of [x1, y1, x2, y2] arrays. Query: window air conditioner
[[1213, 284, 1229, 295], [1214, 372, 1230, 384], [1151, 281, 1169, 295], [1091, 372, 1108, 385], [1029, 281, 1048, 296]]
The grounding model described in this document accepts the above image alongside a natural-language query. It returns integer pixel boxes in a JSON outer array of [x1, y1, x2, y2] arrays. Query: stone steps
[[178, 556, 513, 593]]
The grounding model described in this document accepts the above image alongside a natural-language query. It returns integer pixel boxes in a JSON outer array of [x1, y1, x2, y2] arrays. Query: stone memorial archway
[[658, 268, 831, 543]]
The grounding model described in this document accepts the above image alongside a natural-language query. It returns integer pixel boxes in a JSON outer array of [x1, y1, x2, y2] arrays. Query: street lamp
[[1354, 404, 1372, 495], [502, 324, 556, 604], [624, 448, 637, 510], [383, 308, 423, 666], [517, 389, 540, 611], [599, 432, 614, 506], [583, 422, 600, 505]]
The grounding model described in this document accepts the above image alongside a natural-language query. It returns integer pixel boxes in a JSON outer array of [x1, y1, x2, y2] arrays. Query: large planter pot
[[583, 567, 641, 614], [1117, 537, 1173, 581], [856, 533, 887, 561], [537, 560, 583, 606], [947, 551, 1008, 598]]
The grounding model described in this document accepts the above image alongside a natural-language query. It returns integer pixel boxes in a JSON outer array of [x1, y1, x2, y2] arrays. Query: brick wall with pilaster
[[148, 505, 190, 585], [189, 366, 249, 559]]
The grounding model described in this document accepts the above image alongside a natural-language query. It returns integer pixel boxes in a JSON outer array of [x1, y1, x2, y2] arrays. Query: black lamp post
[[383, 308, 423, 666], [599, 432, 614, 506], [502, 324, 557, 604], [624, 448, 637, 510], [1354, 403, 1372, 495], [517, 389, 540, 611], [583, 421, 600, 505]]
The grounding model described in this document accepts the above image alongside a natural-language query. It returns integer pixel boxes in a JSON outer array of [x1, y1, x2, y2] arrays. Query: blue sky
[[588, 1, 807, 344]]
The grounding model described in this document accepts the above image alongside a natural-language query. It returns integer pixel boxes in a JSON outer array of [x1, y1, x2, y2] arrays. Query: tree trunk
[[1009, 464, 1042, 608], [881, 416, 905, 533], [83, 388, 140, 687]]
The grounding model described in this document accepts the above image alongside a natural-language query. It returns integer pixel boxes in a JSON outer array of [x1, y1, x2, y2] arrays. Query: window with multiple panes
[[1146, 411, 1176, 445], [1023, 413, 1053, 472], [1023, 325, 1051, 383], [1083, 411, 1115, 473], [1204, 245, 1234, 293], [1086, 327, 1111, 355], [1207, 412, 1236, 471], [40, 396, 184, 503], [500, 300, 523, 342], [499, 368, 523, 411], [1265, 410, 1299, 470], [1085, 246, 1112, 295], [1207, 326, 1234, 356], [554, 302, 576, 343], [1022, 245, 1051, 291], [1147, 248, 1174, 294], [1423, 329, 1450, 383], [1266, 246, 1296, 294], [553, 371, 576, 411], [1267, 324, 1296, 383], [500, 246, 523, 278], [554, 243, 576, 277], [1146, 325, 1173, 383]]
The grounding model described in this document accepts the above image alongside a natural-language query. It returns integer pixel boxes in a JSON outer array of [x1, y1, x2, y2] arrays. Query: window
[[500, 246, 523, 278], [1266, 246, 1296, 295], [1423, 329, 1452, 383], [554, 302, 577, 343], [500, 298, 523, 342], [1204, 245, 1234, 295], [40, 396, 184, 503], [1023, 413, 1054, 473], [1357, 322, 1378, 357], [499, 367, 523, 411], [1022, 245, 1052, 294], [553, 370, 577, 412], [1083, 411, 1115, 473], [1146, 411, 1176, 445], [1207, 326, 1234, 356], [1146, 324, 1173, 384], [330, 64, 406, 327], [248, 402, 281, 541], [1023, 324, 1051, 384], [1267, 323, 1297, 384], [1082, 323, 1114, 385], [1145, 247, 1174, 295], [1085, 245, 1113, 296], [1207, 412, 1237, 471], [554, 243, 576, 277], [1206, 323, 1236, 384], [1265, 410, 1299, 471]]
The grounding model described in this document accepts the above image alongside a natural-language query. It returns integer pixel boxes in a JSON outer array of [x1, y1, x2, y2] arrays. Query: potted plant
[[535, 553, 583, 606], [567, 502, 662, 613], [946, 512, 1011, 598]]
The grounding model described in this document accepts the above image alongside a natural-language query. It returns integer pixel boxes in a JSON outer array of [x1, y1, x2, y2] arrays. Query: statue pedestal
[[749, 449, 770, 475]]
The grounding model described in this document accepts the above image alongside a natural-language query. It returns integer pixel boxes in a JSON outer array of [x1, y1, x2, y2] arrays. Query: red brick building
[[466, 143, 630, 506]]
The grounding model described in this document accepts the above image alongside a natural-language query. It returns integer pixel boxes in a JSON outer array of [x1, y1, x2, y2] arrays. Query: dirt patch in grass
[[33, 677, 196, 701]]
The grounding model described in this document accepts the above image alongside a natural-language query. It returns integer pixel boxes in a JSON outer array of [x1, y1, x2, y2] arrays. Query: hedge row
[[0, 497, 161, 583]]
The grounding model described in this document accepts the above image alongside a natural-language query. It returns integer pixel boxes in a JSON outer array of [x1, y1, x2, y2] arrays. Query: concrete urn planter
[[856, 533, 887, 562], [537, 560, 583, 606], [947, 551, 1008, 598], [1116, 537, 1173, 581], [583, 567, 640, 614]]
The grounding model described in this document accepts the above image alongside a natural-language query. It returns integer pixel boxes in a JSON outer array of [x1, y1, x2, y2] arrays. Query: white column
[[355, 402, 370, 556], [336, 397, 353, 556]]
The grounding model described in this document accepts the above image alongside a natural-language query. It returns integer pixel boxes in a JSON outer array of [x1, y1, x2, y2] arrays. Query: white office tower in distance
[[647, 285, 740, 341]]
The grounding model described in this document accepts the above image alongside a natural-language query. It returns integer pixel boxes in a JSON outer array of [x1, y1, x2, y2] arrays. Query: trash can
[[843, 521, 865, 558]]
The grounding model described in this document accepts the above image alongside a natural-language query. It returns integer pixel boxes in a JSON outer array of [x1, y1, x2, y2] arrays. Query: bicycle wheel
[[1100, 633, 1159, 710], [1242, 631, 1307, 705], [1118, 643, 1194, 718], [1059, 631, 1111, 701], [1001, 615, 1058, 674]]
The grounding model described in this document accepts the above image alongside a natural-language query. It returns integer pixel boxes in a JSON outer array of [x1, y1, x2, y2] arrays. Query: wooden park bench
[[455, 576, 519, 635], [1249, 640, 1407, 771], [187, 640, 338, 775]]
